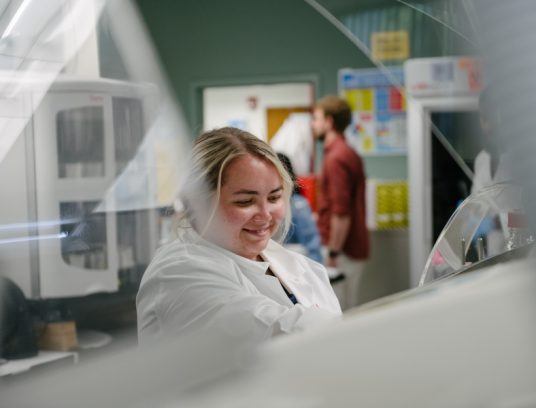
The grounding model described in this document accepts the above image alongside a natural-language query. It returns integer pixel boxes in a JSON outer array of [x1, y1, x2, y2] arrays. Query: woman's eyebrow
[[233, 186, 283, 195], [233, 189, 258, 195]]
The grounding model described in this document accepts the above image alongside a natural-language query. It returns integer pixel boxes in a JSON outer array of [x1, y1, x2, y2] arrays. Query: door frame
[[189, 73, 320, 134], [407, 95, 478, 286]]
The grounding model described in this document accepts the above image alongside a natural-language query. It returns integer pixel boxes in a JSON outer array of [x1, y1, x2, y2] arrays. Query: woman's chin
[[239, 239, 270, 260]]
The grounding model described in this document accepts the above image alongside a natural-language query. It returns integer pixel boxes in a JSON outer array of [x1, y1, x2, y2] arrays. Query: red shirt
[[318, 136, 369, 260]]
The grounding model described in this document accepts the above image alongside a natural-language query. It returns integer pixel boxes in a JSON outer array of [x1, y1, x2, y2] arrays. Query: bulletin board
[[338, 67, 406, 155]]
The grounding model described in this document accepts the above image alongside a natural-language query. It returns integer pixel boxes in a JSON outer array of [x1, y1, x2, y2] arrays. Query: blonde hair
[[179, 127, 293, 242]]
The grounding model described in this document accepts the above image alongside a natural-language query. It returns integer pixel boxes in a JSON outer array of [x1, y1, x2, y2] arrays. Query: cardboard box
[[38, 321, 78, 351]]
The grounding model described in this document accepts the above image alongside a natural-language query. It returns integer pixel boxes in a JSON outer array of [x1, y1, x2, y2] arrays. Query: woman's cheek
[[222, 206, 251, 225], [273, 201, 286, 221]]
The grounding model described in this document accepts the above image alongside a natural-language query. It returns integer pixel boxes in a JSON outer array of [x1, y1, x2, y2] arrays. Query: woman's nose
[[253, 202, 271, 221]]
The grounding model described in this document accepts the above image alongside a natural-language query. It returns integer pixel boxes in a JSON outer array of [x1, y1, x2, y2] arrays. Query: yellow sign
[[375, 181, 408, 230], [371, 31, 409, 61], [344, 88, 373, 111]]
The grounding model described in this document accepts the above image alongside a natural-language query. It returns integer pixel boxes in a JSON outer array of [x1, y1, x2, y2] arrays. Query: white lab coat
[[471, 149, 511, 194], [270, 112, 313, 176], [136, 226, 341, 344]]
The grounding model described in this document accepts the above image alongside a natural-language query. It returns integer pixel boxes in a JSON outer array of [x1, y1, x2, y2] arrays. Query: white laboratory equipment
[[405, 56, 483, 286], [0, 75, 160, 299]]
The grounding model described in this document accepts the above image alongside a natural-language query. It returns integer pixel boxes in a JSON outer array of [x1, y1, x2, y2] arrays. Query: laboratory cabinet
[[0, 76, 160, 299]]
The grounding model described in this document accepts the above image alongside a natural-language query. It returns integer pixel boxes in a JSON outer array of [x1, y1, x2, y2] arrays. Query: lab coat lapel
[[182, 227, 306, 307], [211, 247, 288, 303], [210, 241, 294, 307], [254, 274, 296, 306], [230, 256, 294, 306], [262, 241, 314, 307]]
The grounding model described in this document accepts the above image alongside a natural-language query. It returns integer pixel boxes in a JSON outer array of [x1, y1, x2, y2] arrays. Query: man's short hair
[[315, 95, 352, 133]]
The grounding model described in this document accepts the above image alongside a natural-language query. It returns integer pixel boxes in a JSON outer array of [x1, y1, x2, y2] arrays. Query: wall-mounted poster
[[371, 31, 410, 61], [338, 67, 406, 155], [366, 179, 408, 230]]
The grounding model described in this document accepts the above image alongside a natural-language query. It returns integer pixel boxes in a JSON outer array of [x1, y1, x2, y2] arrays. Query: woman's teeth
[[244, 226, 270, 236]]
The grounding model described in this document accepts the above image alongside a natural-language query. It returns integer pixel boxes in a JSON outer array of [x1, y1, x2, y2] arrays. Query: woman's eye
[[234, 199, 253, 206], [268, 195, 282, 203]]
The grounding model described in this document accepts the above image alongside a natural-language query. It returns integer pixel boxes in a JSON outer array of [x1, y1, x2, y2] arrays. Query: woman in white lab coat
[[136, 127, 341, 345]]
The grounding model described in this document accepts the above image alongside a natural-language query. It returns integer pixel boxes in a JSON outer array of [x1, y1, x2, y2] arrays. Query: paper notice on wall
[[339, 67, 406, 155], [376, 112, 406, 152], [344, 88, 374, 111], [347, 111, 376, 153], [371, 30, 410, 61], [366, 179, 409, 230]]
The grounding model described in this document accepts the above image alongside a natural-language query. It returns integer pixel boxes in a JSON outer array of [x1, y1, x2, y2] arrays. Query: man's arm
[[324, 155, 354, 267], [327, 214, 351, 267]]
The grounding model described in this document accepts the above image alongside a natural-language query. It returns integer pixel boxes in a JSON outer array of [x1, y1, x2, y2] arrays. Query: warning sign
[[371, 31, 410, 61]]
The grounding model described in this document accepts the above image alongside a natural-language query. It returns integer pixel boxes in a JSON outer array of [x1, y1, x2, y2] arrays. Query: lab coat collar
[[262, 240, 306, 280], [178, 225, 270, 275], [178, 226, 316, 307], [262, 240, 313, 307]]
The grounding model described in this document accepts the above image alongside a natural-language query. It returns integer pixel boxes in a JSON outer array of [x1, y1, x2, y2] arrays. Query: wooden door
[[266, 106, 310, 142]]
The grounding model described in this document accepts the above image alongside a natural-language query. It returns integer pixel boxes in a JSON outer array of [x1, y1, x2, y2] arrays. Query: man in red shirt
[[312, 95, 370, 309]]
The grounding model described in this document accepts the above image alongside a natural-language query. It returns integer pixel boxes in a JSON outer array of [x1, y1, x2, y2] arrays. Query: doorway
[[202, 82, 314, 141]]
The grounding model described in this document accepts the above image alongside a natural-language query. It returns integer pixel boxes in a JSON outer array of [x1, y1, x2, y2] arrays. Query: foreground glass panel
[[420, 183, 532, 285], [0, 0, 189, 300]]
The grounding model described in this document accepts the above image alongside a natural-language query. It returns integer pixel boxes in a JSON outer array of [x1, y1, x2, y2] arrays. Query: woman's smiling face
[[209, 154, 286, 260]]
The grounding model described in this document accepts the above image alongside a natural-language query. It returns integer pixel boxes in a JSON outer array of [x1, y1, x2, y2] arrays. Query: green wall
[[134, 0, 415, 180], [134, 0, 374, 131], [131, 0, 442, 300]]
